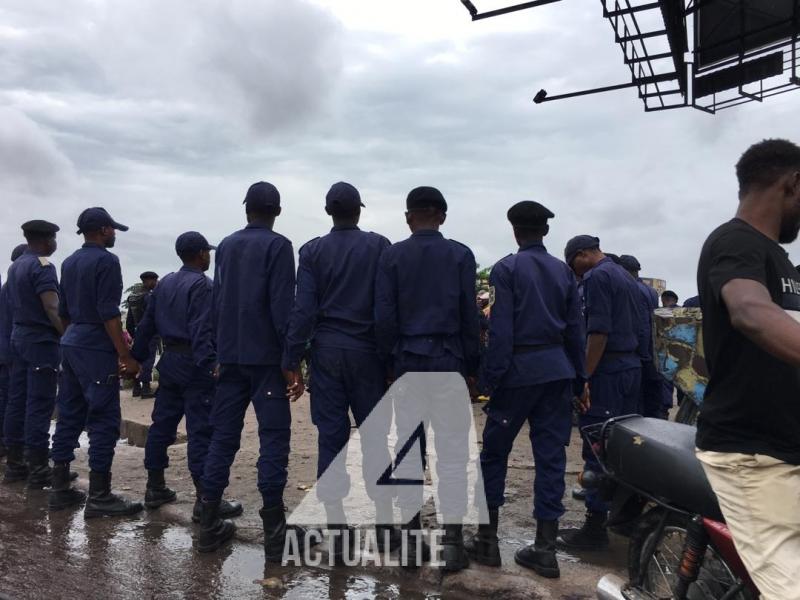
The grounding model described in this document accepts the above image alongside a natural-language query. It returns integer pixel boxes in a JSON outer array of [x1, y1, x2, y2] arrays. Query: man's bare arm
[[722, 278, 800, 367], [39, 291, 64, 336], [585, 332, 609, 378]]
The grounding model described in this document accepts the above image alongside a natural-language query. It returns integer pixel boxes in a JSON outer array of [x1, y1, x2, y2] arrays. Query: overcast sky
[[2, 0, 800, 299]]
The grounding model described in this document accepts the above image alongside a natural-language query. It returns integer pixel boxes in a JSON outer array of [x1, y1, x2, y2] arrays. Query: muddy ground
[[0, 389, 627, 599]]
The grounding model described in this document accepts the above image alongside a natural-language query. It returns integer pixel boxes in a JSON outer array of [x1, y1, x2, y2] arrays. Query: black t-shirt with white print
[[697, 218, 800, 464]]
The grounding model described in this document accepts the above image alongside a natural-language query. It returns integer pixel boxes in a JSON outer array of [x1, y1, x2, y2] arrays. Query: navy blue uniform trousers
[[480, 379, 573, 522], [393, 352, 470, 520], [3, 340, 59, 451], [0, 365, 9, 446], [580, 367, 641, 513], [640, 361, 667, 419], [51, 347, 120, 472], [144, 351, 214, 480], [201, 364, 290, 507], [310, 347, 391, 505]]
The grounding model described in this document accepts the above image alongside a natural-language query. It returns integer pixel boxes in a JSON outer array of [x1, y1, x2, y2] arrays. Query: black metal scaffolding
[[458, 0, 800, 113]]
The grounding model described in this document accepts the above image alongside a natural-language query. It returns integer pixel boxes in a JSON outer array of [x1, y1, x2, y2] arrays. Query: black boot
[[84, 471, 144, 518], [440, 523, 470, 572], [401, 513, 430, 569], [261, 504, 312, 564], [2, 445, 28, 483], [465, 507, 501, 567], [144, 469, 177, 509], [48, 462, 86, 511], [141, 383, 154, 399], [26, 447, 52, 489], [196, 498, 235, 553], [191, 477, 243, 523], [557, 511, 609, 551], [132, 381, 142, 397], [0, 443, 6, 460], [515, 520, 560, 578]]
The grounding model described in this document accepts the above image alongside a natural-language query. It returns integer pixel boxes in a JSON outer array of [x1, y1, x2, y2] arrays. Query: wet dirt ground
[[0, 391, 627, 599]]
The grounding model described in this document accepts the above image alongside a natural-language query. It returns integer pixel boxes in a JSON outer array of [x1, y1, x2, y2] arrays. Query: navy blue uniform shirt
[[0, 279, 9, 363], [374, 229, 480, 376], [213, 223, 295, 366], [59, 243, 123, 353], [132, 266, 215, 372], [481, 242, 586, 392], [582, 257, 643, 373], [283, 226, 390, 370], [8, 251, 60, 343], [635, 279, 658, 363]]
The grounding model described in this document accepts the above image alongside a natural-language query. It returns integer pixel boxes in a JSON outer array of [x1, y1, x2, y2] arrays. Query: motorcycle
[[581, 415, 759, 600]]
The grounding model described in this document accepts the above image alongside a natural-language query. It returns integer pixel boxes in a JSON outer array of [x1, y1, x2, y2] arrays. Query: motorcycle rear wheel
[[628, 509, 754, 600]]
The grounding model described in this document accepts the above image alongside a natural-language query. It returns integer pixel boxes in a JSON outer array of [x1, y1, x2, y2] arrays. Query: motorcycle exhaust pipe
[[596, 575, 627, 600]]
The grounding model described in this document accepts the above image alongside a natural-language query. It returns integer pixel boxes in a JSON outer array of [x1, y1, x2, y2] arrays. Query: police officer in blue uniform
[[374, 186, 481, 572], [619, 255, 664, 418], [3, 222, 63, 487], [0, 244, 27, 466], [283, 182, 397, 556], [131, 232, 242, 523], [198, 182, 306, 557], [128, 271, 159, 399], [559, 235, 643, 551], [49, 207, 144, 517], [466, 202, 586, 579]]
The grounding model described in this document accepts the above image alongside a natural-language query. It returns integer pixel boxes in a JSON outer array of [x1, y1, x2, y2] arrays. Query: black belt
[[163, 338, 192, 354], [513, 343, 562, 354], [602, 351, 636, 359]]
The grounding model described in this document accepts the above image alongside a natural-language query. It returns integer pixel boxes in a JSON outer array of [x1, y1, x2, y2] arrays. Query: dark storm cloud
[[0, 1, 798, 300]]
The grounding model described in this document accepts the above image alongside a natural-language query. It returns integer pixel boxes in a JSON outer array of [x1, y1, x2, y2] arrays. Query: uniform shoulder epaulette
[[38, 257, 50, 267], [299, 237, 321, 253]]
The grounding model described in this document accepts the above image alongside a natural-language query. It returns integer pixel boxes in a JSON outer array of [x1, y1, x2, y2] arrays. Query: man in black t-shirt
[[696, 139, 800, 600]]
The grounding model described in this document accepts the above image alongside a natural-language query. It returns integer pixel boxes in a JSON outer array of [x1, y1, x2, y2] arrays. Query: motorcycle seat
[[603, 416, 724, 522]]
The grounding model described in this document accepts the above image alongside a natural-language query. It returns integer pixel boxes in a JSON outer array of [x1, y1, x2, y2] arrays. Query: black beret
[[21, 220, 59, 236], [507, 201, 554, 228], [406, 186, 447, 213], [140, 271, 159, 280]]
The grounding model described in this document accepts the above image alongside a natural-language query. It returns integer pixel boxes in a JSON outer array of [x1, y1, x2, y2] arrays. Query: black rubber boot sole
[[192, 499, 244, 523], [85, 501, 144, 519], [49, 489, 87, 511], [197, 521, 236, 553]]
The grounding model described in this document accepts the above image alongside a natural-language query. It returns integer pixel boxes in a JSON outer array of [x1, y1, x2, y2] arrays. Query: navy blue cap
[[21, 220, 59, 235], [406, 186, 447, 213], [11, 244, 27, 261], [243, 182, 280, 211], [76, 207, 129, 235], [326, 182, 365, 212], [507, 201, 554, 228], [175, 231, 216, 257], [564, 235, 600, 266], [606, 253, 621, 265], [619, 254, 641, 272], [139, 271, 159, 280]]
